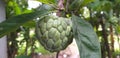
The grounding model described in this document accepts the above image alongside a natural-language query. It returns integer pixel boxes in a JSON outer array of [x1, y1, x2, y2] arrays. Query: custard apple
[[35, 15, 73, 52]]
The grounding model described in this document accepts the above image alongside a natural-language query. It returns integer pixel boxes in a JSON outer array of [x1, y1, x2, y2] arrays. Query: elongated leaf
[[0, 5, 53, 38], [71, 14, 101, 58]]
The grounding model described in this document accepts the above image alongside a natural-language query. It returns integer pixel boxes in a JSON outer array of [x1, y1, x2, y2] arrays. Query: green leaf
[[101, 1, 112, 12], [115, 25, 120, 34], [88, 0, 100, 11], [0, 5, 53, 38], [69, 0, 95, 14], [13, 1, 22, 15], [37, 0, 57, 5], [71, 14, 101, 58], [69, 0, 83, 11], [81, 0, 95, 7], [89, 0, 112, 12], [16, 55, 31, 58], [23, 21, 36, 27]]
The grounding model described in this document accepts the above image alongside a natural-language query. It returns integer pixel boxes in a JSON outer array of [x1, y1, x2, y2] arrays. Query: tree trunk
[[0, 0, 8, 58]]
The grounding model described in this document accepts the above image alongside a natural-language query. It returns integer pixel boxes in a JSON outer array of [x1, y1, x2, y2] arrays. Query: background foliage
[[0, 0, 120, 58]]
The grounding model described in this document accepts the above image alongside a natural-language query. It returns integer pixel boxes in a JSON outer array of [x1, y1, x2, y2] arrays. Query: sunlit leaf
[[115, 25, 120, 34], [12, 1, 22, 15], [37, 0, 57, 5]]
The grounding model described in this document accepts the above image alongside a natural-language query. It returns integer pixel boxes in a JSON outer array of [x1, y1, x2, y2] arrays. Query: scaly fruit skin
[[35, 15, 73, 52]]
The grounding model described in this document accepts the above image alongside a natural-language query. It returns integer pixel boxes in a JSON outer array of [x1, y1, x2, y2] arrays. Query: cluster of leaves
[[0, 0, 120, 58], [4, 0, 52, 58]]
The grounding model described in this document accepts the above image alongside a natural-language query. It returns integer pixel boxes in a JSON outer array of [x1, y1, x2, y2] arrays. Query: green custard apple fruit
[[35, 15, 73, 52]]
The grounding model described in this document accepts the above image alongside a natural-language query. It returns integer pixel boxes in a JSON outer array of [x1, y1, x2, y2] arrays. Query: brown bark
[[100, 16, 112, 58], [110, 25, 114, 53]]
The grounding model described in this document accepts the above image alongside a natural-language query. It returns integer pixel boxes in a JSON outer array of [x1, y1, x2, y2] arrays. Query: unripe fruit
[[35, 15, 73, 52]]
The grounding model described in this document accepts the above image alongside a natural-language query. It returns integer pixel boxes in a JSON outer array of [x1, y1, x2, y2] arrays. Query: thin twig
[[56, 51, 60, 58], [56, 0, 64, 16], [65, 0, 70, 13]]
